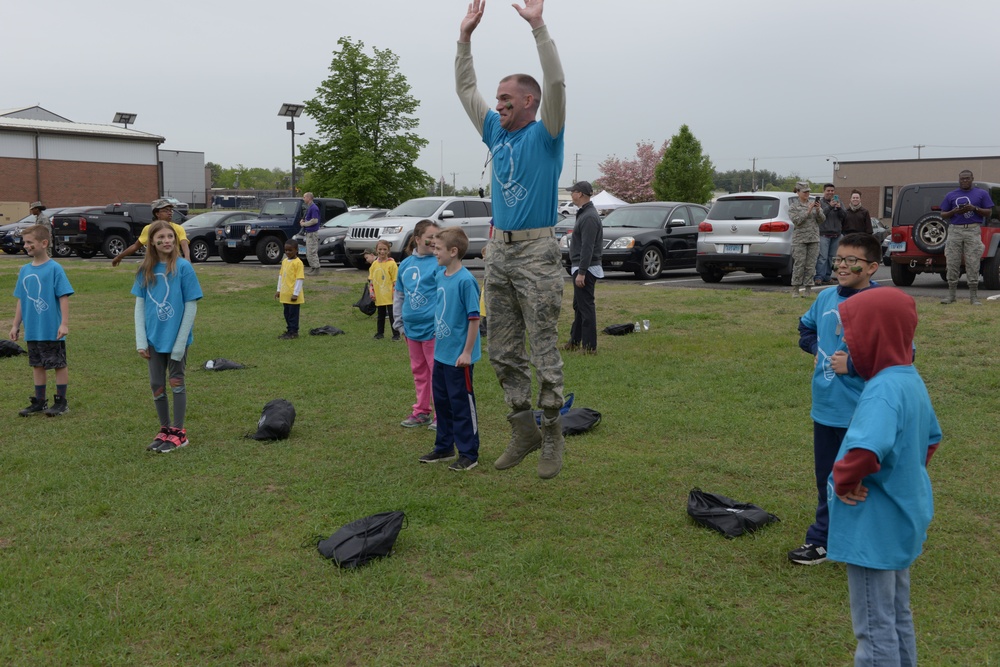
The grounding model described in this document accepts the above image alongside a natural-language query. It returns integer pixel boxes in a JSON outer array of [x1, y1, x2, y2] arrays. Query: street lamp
[[112, 112, 137, 129], [278, 103, 305, 194]]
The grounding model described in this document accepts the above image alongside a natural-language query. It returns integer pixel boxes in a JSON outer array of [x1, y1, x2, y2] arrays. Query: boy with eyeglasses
[[788, 232, 882, 565]]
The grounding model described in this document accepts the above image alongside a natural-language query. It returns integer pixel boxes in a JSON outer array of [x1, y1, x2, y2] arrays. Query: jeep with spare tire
[[886, 181, 1000, 288]]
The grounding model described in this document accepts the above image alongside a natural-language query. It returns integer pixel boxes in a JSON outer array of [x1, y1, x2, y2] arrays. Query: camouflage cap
[[29, 201, 46, 211], [151, 198, 174, 211], [794, 181, 811, 193]]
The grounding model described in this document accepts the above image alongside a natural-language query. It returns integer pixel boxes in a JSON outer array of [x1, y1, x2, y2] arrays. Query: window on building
[[882, 187, 894, 219]]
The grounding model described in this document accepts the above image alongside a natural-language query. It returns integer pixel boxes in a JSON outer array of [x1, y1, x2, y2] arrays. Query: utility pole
[[450, 172, 457, 194], [750, 157, 757, 192], [574, 153, 580, 183], [913, 144, 925, 159]]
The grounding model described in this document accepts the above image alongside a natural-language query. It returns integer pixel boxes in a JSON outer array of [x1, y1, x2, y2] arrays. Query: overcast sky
[[7, 0, 1000, 194]]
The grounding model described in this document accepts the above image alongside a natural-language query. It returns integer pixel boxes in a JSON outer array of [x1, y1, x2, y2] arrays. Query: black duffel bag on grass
[[318, 511, 406, 568], [247, 399, 296, 440], [687, 487, 780, 539]]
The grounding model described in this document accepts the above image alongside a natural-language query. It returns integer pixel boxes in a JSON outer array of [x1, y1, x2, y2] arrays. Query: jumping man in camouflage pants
[[455, 0, 567, 479]]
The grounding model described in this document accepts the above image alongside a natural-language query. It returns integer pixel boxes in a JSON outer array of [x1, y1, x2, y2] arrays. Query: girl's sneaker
[[400, 413, 432, 428], [156, 427, 189, 453], [427, 419, 437, 431], [147, 426, 170, 451]]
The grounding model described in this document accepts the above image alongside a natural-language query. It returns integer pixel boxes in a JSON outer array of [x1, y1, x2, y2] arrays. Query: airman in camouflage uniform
[[788, 182, 825, 297], [455, 0, 567, 478], [940, 170, 994, 305]]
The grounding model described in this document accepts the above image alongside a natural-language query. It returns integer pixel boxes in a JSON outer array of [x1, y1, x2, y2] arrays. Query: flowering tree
[[595, 141, 668, 203]]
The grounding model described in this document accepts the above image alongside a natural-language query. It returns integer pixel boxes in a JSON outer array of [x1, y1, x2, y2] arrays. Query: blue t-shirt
[[941, 187, 994, 225], [481, 112, 564, 231], [827, 366, 942, 570], [433, 266, 481, 366], [395, 253, 438, 342], [131, 259, 204, 353], [800, 285, 874, 427], [13, 259, 74, 341], [303, 202, 321, 233]]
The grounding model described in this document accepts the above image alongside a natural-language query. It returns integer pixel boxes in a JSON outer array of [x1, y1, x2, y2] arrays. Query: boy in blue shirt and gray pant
[[418, 227, 481, 471]]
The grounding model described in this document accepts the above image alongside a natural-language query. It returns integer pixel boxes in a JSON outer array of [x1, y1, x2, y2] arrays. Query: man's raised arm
[[455, 0, 490, 135], [515, 0, 564, 138]]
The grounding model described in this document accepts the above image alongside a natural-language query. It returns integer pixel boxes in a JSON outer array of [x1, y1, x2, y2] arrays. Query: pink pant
[[406, 338, 435, 417]]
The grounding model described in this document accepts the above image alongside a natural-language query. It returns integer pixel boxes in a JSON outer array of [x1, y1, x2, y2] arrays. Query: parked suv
[[696, 191, 797, 283], [886, 181, 1000, 288], [215, 197, 347, 265], [343, 196, 492, 267]]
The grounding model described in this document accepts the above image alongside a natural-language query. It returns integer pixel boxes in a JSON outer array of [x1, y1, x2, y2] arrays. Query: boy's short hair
[[839, 232, 881, 263], [284, 239, 297, 250], [435, 227, 469, 257], [22, 224, 51, 244]]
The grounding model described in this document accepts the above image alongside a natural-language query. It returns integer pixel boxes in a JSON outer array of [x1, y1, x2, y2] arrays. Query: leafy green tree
[[713, 168, 781, 193], [298, 37, 430, 207], [651, 125, 715, 204]]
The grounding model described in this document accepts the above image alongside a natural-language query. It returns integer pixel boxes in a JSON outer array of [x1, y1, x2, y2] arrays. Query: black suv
[[886, 181, 1000, 288]]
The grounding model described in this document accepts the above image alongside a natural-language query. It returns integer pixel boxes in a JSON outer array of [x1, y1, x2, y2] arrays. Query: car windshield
[[708, 197, 780, 220], [260, 200, 300, 216], [601, 207, 669, 229], [182, 212, 230, 228], [386, 200, 442, 217], [324, 211, 378, 228]]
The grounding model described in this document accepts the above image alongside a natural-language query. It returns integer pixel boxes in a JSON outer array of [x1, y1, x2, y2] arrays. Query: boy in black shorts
[[9, 225, 74, 416]]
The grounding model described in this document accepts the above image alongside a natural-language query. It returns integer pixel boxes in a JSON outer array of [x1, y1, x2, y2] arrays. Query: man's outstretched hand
[[460, 0, 485, 42], [512, 0, 544, 29]]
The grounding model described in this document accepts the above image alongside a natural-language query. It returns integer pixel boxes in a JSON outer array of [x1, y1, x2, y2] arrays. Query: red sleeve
[[926, 443, 939, 466], [833, 448, 881, 496]]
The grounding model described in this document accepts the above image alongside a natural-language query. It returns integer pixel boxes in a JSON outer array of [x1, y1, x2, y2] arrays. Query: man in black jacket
[[565, 181, 603, 353]]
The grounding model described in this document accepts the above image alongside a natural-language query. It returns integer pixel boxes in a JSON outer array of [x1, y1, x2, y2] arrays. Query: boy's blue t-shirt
[[800, 286, 868, 427], [13, 259, 74, 341], [482, 112, 564, 231], [433, 266, 481, 366], [131, 259, 203, 353], [395, 253, 439, 342], [827, 366, 942, 570]]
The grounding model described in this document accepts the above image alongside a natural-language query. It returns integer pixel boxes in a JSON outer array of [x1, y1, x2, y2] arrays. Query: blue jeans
[[847, 565, 917, 667], [815, 235, 841, 282]]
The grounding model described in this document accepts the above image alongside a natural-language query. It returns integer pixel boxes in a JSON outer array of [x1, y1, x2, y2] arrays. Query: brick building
[[829, 156, 1000, 220], [0, 106, 164, 207]]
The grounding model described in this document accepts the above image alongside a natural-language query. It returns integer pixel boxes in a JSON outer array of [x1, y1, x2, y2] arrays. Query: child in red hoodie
[[828, 288, 941, 667]]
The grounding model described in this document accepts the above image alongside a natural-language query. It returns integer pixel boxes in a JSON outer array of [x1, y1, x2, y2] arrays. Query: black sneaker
[[448, 456, 478, 471], [278, 332, 298, 340], [788, 543, 828, 565], [18, 397, 48, 417], [44, 396, 69, 416], [373, 333, 385, 340], [418, 449, 455, 464]]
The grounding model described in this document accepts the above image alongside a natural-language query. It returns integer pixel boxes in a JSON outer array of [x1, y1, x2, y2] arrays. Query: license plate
[[63, 236, 72, 242], [227, 241, 237, 248], [888, 242, 905, 253], [298, 245, 306, 255], [723, 244, 743, 253]]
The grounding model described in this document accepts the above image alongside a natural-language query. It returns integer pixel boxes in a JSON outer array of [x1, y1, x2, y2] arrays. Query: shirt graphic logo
[[492, 140, 528, 208], [434, 287, 451, 339], [405, 267, 428, 309], [22, 274, 49, 314], [149, 273, 175, 321]]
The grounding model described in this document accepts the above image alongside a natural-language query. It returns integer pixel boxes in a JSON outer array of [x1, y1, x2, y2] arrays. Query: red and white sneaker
[[156, 427, 189, 453], [147, 427, 170, 451]]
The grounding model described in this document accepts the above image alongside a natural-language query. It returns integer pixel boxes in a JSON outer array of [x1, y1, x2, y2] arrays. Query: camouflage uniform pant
[[791, 240, 820, 289], [304, 231, 320, 270], [944, 224, 984, 284], [484, 235, 564, 411]]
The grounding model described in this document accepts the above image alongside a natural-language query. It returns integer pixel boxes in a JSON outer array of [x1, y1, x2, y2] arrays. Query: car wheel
[[699, 269, 724, 283], [54, 242, 73, 258], [635, 246, 663, 280], [190, 239, 210, 263], [981, 253, 1000, 290], [76, 247, 98, 259], [102, 234, 127, 260], [890, 261, 916, 286], [911, 214, 948, 255], [256, 235, 283, 264], [2, 248, 19, 255], [219, 246, 245, 264]]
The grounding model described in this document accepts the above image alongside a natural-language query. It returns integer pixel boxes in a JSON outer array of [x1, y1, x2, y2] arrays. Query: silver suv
[[343, 196, 492, 267], [696, 191, 798, 283]]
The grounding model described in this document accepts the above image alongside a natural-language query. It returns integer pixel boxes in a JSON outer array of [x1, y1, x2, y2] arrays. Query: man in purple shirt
[[940, 170, 995, 305], [301, 192, 321, 275]]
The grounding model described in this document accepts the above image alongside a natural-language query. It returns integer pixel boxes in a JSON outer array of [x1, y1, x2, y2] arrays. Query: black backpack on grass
[[687, 488, 780, 539], [318, 511, 406, 568], [247, 399, 296, 440], [0, 340, 26, 357]]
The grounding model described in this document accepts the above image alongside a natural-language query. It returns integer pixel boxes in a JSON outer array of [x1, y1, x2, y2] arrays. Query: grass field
[[0, 256, 997, 666]]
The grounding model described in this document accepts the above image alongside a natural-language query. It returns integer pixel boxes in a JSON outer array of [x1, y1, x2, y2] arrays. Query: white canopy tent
[[590, 190, 627, 210]]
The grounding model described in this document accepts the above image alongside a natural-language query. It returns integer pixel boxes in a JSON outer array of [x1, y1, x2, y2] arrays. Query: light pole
[[278, 104, 304, 194], [825, 155, 840, 171]]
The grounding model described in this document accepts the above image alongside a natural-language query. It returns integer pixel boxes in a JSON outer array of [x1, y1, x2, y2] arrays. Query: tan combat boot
[[537, 411, 565, 479], [970, 282, 982, 305], [941, 283, 957, 304], [494, 410, 542, 470]]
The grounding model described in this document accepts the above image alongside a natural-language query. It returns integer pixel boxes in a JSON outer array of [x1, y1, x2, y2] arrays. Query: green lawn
[[0, 257, 996, 666]]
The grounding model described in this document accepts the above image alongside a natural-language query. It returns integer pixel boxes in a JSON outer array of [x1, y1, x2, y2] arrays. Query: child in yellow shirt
[[367, 239, 399, 340], [275, 240, 304, 340]]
